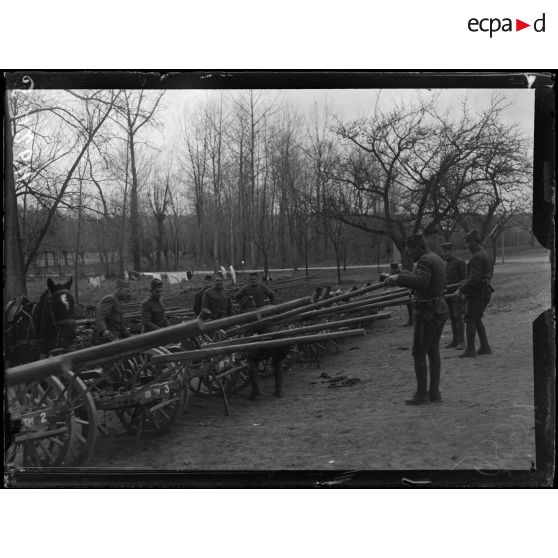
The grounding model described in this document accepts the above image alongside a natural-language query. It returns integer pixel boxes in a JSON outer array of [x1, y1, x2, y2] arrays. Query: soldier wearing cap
[[193, 274, 213, 316], [440, 242, 467, 350], [455, 229, 494, 357], [384, 232, 448, 404], [95, 278, 133, 342], [235, 272, 276, 309], [199, 272, 233, 320], [140, 278, 168, 333]]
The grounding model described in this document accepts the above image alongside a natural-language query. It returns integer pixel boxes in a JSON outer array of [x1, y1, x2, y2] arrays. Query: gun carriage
[[5, 298, 310, 467], [6, 277, 444, 468]]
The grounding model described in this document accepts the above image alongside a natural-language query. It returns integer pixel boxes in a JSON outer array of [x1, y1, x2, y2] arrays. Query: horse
[[4, 277, 77, 365]]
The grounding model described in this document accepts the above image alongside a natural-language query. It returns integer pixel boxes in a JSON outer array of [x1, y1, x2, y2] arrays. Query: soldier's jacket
[[95, 294, 129, 338], [200, 287, 233, 319], [235, 282, 275, 308], [193, 287, 210, 316], [461, 247, 494, 297], [141, 295, 167, 332], [445, 255, 467, 286], [397, 251, 448, 320]]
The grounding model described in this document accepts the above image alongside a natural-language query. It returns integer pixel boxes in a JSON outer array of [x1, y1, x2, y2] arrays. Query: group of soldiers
[[93, 270, 283, 398], [384, 228, 494, 405], [93, 229, 493, 407]]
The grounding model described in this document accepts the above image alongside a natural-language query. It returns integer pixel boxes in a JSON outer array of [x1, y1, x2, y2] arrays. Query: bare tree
[[148, 172, 172, 270], [5, 89, 120, 299], [113, 90, 164, 271], [180, 107, 209, 266]]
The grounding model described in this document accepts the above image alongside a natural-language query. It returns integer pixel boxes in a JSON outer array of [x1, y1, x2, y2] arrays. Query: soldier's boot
[[445, 320, 458, 348], [405, 358, 429, 405], [455, 320, 466, 351], [429, 366, 442, 403], [458, 322, 477, 358], [273, 363, 284, 398], [248, 364, 262, 400], [476, 320, 492, 355]]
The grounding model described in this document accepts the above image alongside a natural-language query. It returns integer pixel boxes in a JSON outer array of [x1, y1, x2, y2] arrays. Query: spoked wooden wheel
[[115, 347, 188, 435], [59, 370, 98, 466], [6, 375, 73, 467], [189, 356, 250, 396]]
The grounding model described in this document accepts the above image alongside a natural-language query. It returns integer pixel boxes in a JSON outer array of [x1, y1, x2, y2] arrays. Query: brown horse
[[5, 277, 77, 365]]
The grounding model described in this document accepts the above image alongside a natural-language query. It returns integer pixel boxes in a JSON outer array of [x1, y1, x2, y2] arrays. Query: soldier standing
[[140, 278, 168, 333], [193, 274, 213, 316], [455, 229, 494, 357], [199, 272, 233, 320], [246, 325, 290, 400], [440, 242, 467, 350], [385, 233, 448, 404], [235, 272, 276, 309], [95, 279, 133, 342]]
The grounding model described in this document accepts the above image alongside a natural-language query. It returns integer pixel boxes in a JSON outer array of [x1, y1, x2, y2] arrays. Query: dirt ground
[[86, 251, 551, 471]]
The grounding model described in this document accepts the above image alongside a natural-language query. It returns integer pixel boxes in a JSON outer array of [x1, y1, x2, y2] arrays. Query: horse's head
[[40, 277, 77, 348]]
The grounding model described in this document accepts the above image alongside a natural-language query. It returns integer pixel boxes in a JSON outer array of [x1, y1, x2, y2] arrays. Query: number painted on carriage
[[139, 382, 172, 401], [20, 410, 52, 429], [22, 417, 35, 428]]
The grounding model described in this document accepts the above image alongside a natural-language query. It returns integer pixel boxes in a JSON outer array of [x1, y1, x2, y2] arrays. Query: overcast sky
[[156, 88, 535, 150]]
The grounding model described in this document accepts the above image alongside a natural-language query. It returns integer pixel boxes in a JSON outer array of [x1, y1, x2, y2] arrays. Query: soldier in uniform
[[94, 278, 133, 343], [385, 233, 448, 404], [193, 274, 213, 316], [387, 262, 414, 326], [199, 272, 233, 320], [140, 278, 168, 333], [440, 242, 467, 350], [455, 229, 494, 357], [246, 343, 290, 400], [245, 320, 290, 399], [235, 272, 276, 309]]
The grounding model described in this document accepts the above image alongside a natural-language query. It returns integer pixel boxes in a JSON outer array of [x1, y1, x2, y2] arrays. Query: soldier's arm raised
[[396, 259, 432, 290]]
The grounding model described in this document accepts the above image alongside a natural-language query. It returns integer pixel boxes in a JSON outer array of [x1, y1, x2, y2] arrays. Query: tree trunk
[[335, 246, 342, 284], [4, 95, 27, 299], [118, 144, 129, 279], [4, 109, 27, 300], [128, 131, 141, 271], [155, 218, 163, 270], [74, 176, 83, 304]]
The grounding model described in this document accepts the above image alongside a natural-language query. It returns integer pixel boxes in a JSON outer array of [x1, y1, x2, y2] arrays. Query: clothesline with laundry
[[138, 266, 238, 285], [87, 276, 106, 288]]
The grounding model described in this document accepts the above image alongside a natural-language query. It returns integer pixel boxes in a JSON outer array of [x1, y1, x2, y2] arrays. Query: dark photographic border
[[3, 70, 555, 487]]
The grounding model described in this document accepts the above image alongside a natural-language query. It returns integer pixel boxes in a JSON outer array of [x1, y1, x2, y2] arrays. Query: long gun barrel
[[276, 290, 410, 324], [288, 296, 412, 322], [150, 329, 366, 364], [5, 296, 311, 386], [206, 312, 392, 348], [228, 284, 408, 335]]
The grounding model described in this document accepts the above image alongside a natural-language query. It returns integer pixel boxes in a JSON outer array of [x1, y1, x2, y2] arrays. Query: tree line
[[5, 89, 532, 301]]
